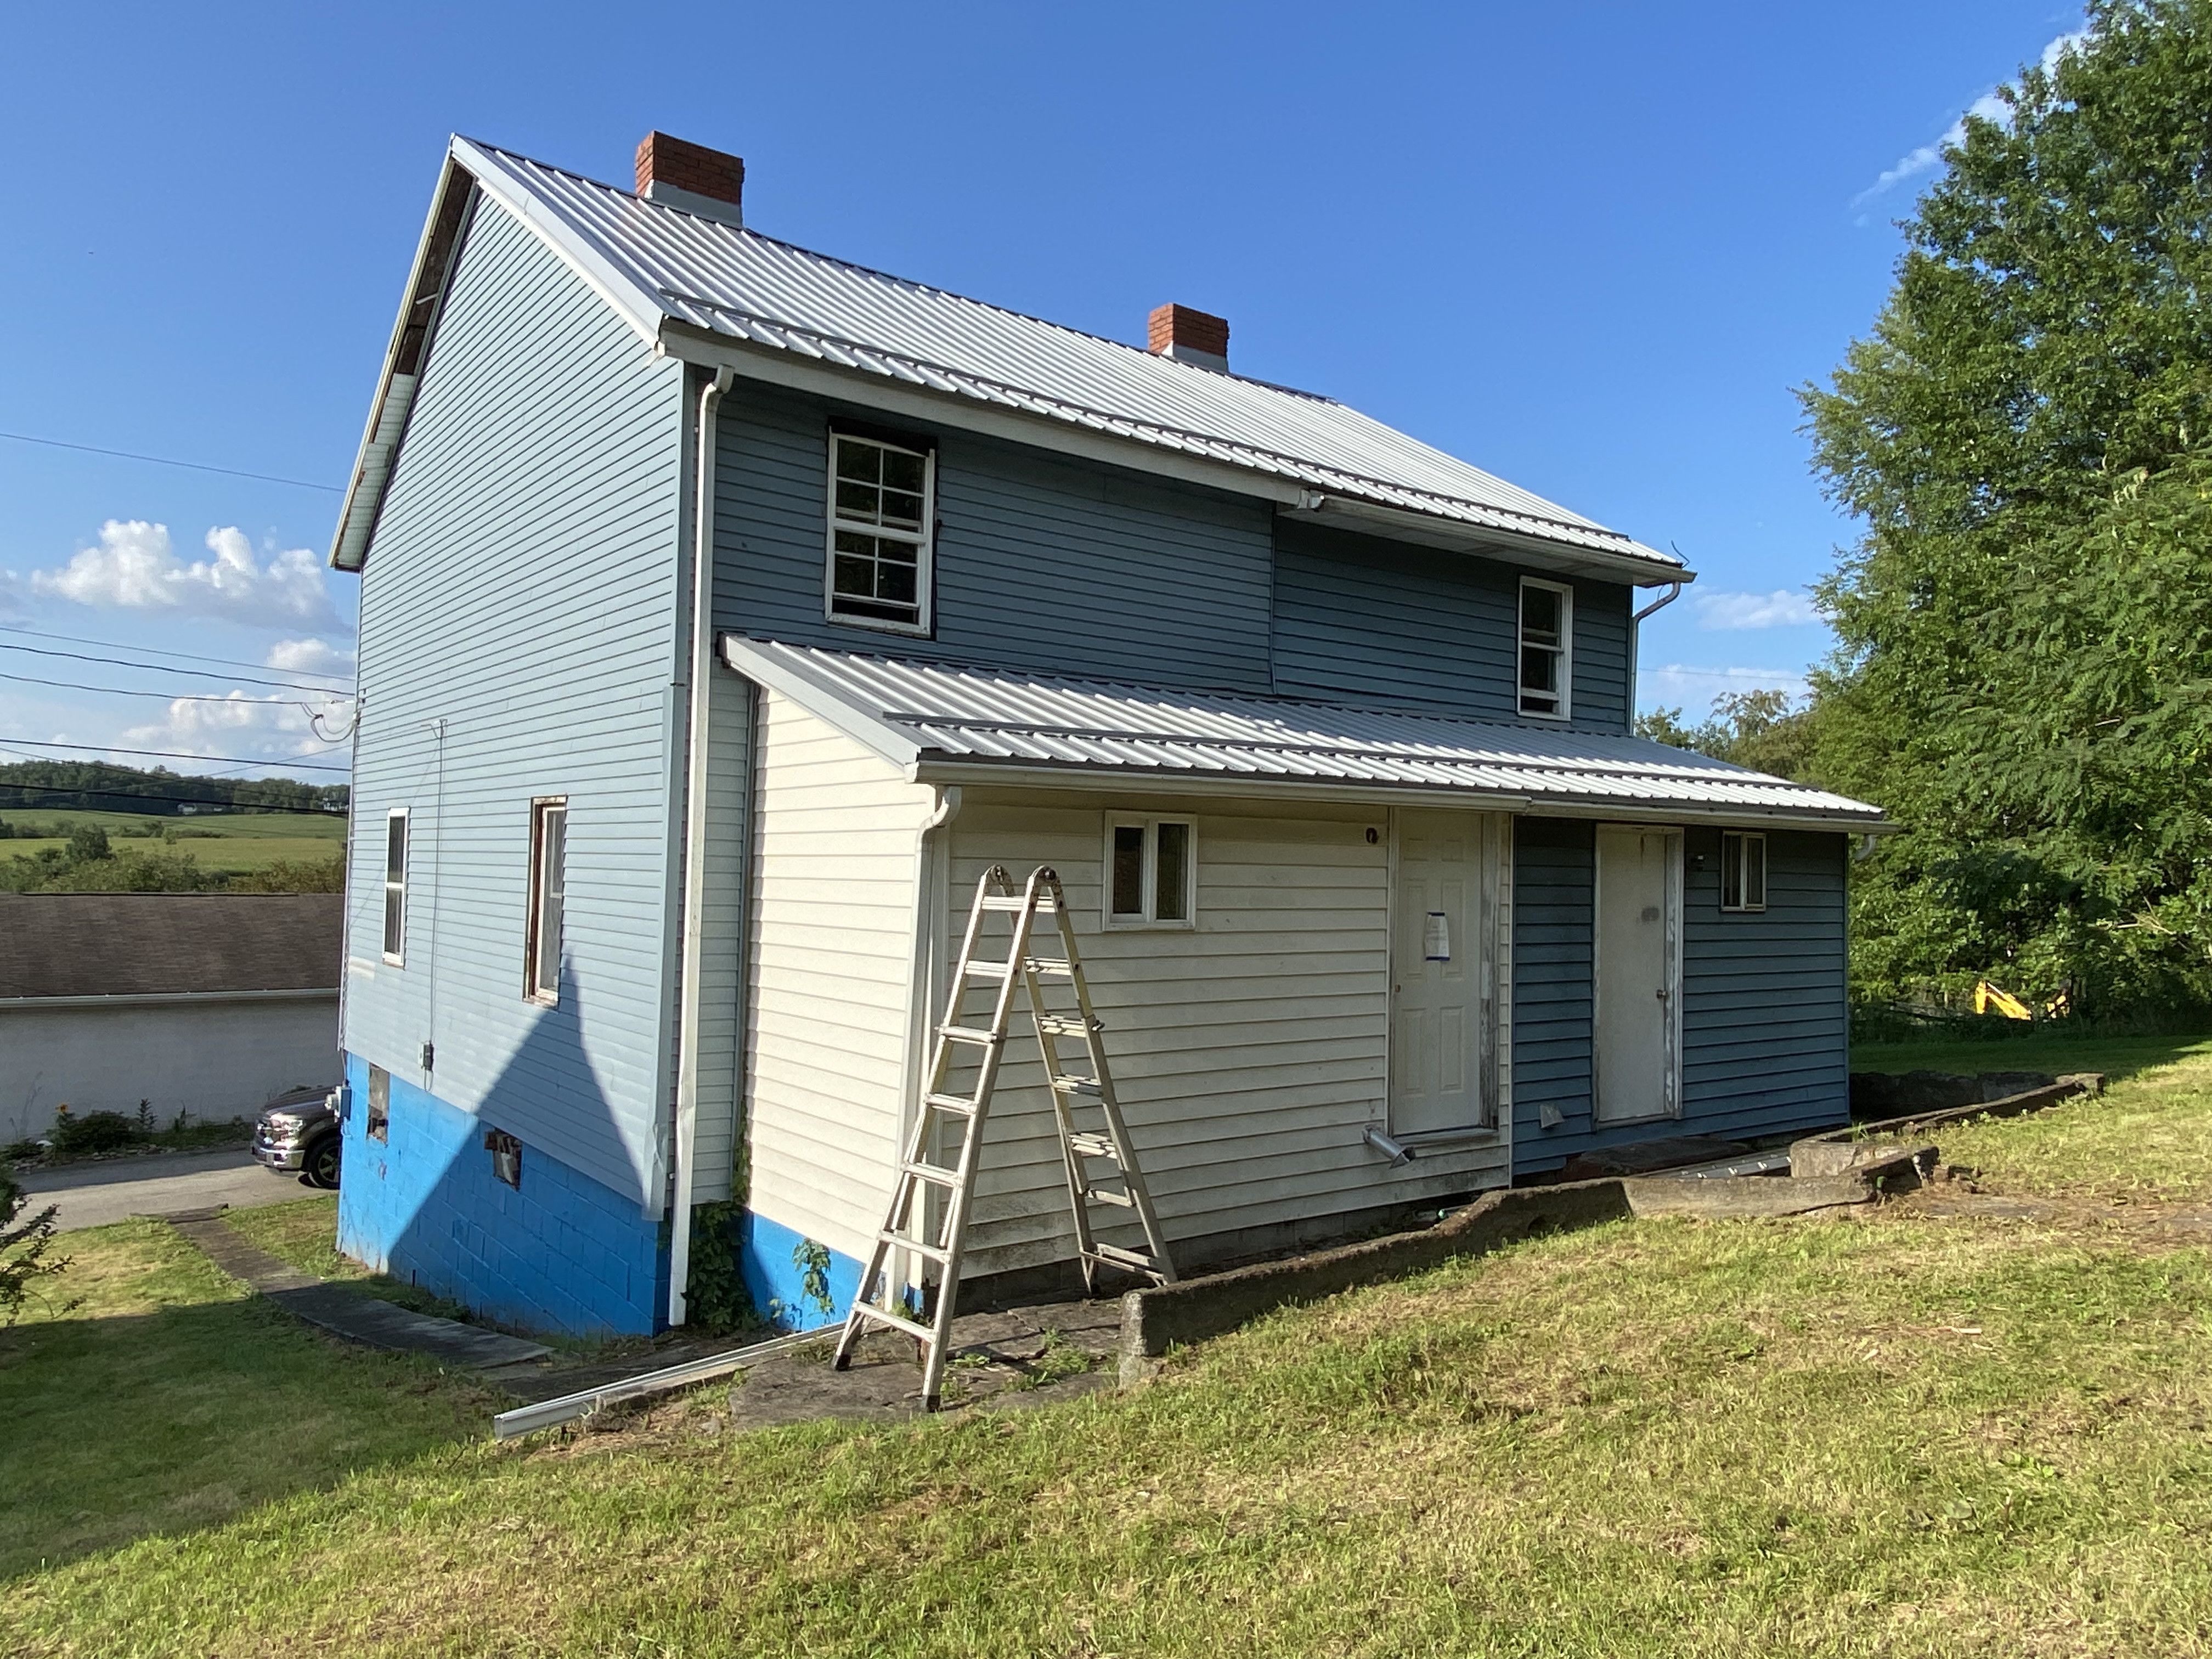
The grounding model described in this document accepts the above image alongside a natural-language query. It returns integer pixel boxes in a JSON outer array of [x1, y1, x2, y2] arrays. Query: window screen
[[382, 811, 408, 963], [827, 432, 933, 630], [526, 800, 567, 1002], [1518, 579, 1572, 719], [1721, 831, 1768, 912]]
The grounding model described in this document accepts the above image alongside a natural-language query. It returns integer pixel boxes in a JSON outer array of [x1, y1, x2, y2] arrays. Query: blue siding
[[711, 383, 1276, 690], [342, 196, 688, 1215], [335, 1053, 666, 1338], [1511, 821, 1849, 1173], [1272, 520, 1632, 732]]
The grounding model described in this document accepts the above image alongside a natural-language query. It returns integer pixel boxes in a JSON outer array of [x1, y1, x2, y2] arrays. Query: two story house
[[329, 132, 1886, 1339]]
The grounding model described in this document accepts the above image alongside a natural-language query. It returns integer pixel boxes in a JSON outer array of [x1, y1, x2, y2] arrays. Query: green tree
[[1801, 0, 2212, 1017], [1638, 689, 1815, 780]]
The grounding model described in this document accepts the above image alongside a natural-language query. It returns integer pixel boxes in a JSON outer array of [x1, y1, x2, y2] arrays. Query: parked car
[[253, 1085, 342, 1189]]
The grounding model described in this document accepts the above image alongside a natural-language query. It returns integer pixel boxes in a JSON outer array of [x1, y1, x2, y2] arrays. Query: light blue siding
[[1511, 820, 1850, 1172], [1272, 519, 1632, 732], [342, 194, 687, 1219], [710, 383, 1276, 690]]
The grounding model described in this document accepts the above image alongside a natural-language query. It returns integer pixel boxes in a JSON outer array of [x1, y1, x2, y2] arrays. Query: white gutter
[[1627, 578, 1689, 727], [889, 784, 962, 1305], [668, 364, 736, 1329], [0, 988, 338, 1012]]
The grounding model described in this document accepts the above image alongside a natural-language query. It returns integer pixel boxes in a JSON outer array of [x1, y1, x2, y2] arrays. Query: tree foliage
[[1637, 690, 1816, 780], [1800, 0, 2212, 1017]]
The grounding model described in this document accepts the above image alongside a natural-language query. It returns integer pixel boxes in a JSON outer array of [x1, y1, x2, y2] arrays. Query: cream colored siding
[[944, 791, 1514, 1278], [742, 689, 936, 1265]]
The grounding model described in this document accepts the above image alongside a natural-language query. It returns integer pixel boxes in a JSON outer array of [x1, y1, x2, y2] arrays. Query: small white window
[[826, 430, 933, 633], [525, 799, 568, 1003], [1517, 577, 1573, 720], [381, 810, 408, 965], [1104, 819, 1196, 928], [1721, 831, 1768, 912]]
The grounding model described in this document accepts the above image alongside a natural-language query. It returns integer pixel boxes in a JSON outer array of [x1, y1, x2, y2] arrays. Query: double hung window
[[826, 431, 933, 632], [1105, 819, 1196, 928], [1720, 831, 1768, 912], [525, 799, 567, 1003], [1517, 578, 1573, 720], [382, 810, 408, 964]]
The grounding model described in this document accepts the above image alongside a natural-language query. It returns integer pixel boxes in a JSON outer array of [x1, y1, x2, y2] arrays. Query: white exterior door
[[1594, 824, 1683, 1124], [1390, 810, 1504, 1137]]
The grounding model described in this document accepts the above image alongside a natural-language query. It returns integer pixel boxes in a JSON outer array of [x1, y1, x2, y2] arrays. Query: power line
[[0, 640, 356, 697], [0, 430, 342, 493], [0, 737, 349, 772], [0, 669, 348, 706], [0, 624, 355, 690]]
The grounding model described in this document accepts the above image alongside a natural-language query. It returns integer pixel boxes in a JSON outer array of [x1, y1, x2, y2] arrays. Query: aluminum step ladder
[[832, 863, 1176, 1408]]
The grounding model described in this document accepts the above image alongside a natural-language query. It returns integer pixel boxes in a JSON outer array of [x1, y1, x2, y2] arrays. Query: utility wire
[[0, 640, 356, 697], [0, 669, 349, 706], [0, 737, 349, 772], [0, 430, 342, 493], [0, 623, 355, 690]]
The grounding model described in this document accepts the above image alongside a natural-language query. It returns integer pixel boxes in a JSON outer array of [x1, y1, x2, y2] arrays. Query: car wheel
[[303, 1134, 342, 1190]]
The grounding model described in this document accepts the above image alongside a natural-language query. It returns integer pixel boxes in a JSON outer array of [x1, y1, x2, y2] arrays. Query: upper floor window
[[826, 430, 933, 634], [525, 798, 567, 1004], [382, 809, 408, 965], [1518, 578, 1572, 720], [1720, 831, 1768, 912], [1105, 818, 1196, 929]]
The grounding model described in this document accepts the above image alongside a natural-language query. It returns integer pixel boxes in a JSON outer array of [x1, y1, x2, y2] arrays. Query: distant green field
[[0, 808, 346, 876]]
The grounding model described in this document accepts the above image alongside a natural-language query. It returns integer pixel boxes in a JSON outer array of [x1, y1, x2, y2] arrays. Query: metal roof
[[332, 136, 1690, 578], [723, 638, 1887, 830], [0, 894, 342, 1000]]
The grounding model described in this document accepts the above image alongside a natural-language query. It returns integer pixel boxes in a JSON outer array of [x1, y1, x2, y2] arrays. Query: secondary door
[[1594, 824, 1683, 1124], [1390, 810, 1504, 1137]]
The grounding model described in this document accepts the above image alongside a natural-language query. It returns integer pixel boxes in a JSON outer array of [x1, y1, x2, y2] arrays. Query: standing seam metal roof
[[449, 139, 1681, 571], [723, 638, 1886, 826]]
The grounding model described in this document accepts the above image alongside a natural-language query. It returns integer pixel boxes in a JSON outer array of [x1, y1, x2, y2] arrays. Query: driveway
[[14, 1148, 314, 1231]]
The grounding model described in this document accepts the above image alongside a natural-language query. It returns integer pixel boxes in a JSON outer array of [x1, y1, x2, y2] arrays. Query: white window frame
[[381, 809, 408, 966], [524, 797, 568, 1005], [1720, 830, 1768, 913], [1517, 576, 1574, 721], [1102, 817, 1198, 930], [823, 429, 935, 635]]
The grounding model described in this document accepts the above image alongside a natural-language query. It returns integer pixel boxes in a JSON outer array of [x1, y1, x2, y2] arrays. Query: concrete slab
[[19, 1148, 309, 1232]]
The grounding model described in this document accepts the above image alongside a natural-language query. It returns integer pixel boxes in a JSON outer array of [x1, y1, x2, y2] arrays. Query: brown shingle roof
[[0, 894, 342, 999]]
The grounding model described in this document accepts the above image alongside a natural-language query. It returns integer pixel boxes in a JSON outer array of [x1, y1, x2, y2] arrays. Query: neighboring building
[[0, 893, 341, 1143], [328, 132, 1887, 1339]]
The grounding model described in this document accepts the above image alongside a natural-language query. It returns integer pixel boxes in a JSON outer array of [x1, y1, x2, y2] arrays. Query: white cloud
[[1854, 29, 2087, 207], [1692, 589, 1821, 630], [264, 637, 357, 681], [28, 520, 345, 632], [1638, 663, 1810, 713], [120, 691, 341, 764]]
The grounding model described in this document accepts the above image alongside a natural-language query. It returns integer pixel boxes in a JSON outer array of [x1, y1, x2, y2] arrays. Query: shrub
[[49, 1107, 149, 1156], [1, 1174, 73, 1325]]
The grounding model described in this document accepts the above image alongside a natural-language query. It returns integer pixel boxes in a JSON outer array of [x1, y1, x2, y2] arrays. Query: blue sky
[[0, 0, 2086, 780]]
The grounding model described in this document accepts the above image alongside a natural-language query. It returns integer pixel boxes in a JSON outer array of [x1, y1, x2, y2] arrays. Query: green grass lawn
[[0, 808, 343, 876], [223, 1196, 473, 1321], [4, 1052, 2211, 1655], [1853, 1029, 2212, 1084]]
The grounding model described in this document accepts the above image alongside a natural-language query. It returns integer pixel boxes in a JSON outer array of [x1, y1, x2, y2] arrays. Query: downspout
[[668, 364, 736, 1328], [893, 784, 962, 1302], [1627, 579, 1687, 727]]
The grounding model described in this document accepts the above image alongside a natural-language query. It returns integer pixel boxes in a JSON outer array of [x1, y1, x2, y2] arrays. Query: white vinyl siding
[[742, 688, 938, 1269], [1517, 577, 1573, 720]]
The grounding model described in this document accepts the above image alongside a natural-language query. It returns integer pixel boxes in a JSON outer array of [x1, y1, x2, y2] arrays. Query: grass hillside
[[4, 1045, 2210, 1655], [0, 809, 344, 887]]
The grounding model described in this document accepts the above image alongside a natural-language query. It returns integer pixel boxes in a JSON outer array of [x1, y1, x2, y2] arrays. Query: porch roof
[[721, 638, 1889, 832]]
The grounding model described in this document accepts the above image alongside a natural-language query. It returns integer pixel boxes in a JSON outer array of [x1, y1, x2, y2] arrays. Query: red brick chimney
[[634, 132, 745, 227], [1148, 303, 1230, 370]]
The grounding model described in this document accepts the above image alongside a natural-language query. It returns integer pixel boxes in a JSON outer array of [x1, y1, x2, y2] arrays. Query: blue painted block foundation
[[335, 1052, 668, 1339], [739, 1209, 864, 1330]]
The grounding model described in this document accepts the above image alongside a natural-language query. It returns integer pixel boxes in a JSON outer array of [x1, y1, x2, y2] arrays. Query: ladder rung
[[922, 1092, 978, 1118], [903, 1160, 960, 1187], [1034, 1014, 1098, 1037], [1068, 1132, 1119, 1161], [1050, 1074, 1102, 1095], [964, 959, 1015, 979], [1086, 1187, 1136, 1209], [938, 1024, 1002, 1046], [1024, 957, 1075, 977], [980, 895, 1057, 912], [880, 1229, 950, 1264], [850, 1302, 934, 1342], [1090, 1242, 1166, 1272]]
